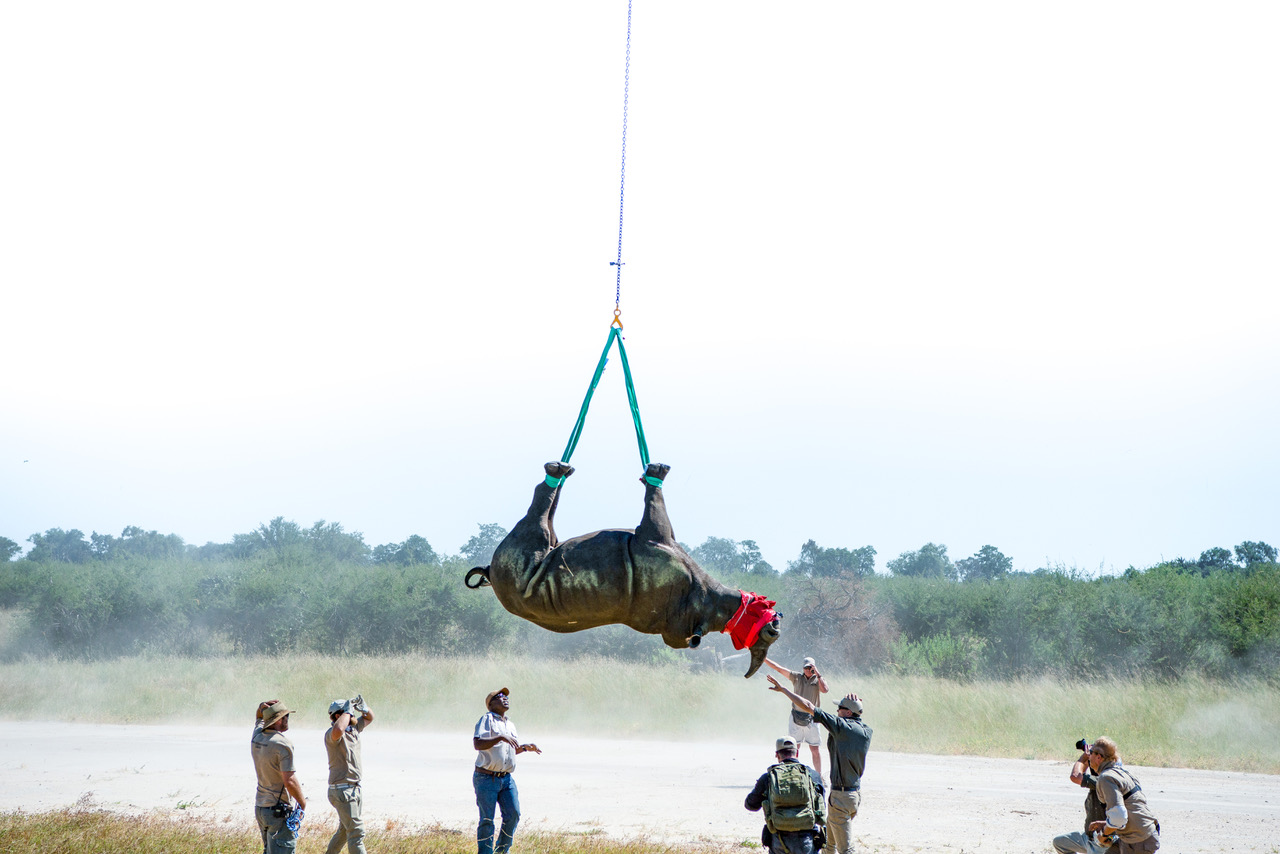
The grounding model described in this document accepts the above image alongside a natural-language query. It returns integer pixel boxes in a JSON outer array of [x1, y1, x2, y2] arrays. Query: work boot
[[544, 461, 575, 480]]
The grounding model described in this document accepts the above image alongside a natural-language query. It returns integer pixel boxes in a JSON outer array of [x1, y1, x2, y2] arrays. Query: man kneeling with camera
[[1053, 737, 1160, 854]]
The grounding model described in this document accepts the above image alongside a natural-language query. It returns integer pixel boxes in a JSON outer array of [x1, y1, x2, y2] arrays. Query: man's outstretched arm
[[766, 674, 814, 713]]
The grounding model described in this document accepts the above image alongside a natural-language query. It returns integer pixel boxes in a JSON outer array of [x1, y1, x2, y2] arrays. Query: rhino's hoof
[[544, 461, 575, 480], [641, 463, 671, 483]]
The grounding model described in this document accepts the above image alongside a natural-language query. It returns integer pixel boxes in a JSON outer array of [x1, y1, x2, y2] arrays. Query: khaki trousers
[[325, 784, 366, 854], [823, 789, 860, 854]]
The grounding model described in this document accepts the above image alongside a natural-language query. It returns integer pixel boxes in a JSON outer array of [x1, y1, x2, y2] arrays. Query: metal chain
[[611, 0, 633, 316]]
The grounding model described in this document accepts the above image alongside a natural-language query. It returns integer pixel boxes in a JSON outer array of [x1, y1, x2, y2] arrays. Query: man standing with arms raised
[[252, 699, 306, 854], [767, 676, 871, 854], [324, 694, 374, 854], [763, 656, 830, 777], [473, 687, 542, 854]]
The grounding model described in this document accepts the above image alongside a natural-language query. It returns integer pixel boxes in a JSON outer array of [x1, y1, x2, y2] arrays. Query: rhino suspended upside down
[[465, 461, 781, 677]]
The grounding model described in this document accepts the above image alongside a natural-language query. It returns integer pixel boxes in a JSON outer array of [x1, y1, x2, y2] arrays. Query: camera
[[1075, 738, 1090, 753], [271, 802, 291, 818]]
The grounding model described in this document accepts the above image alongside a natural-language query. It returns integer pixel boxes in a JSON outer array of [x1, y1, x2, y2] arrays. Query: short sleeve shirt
[[251, 721, 297, 807], [788, 671, 822, 709], [474, 712, 519, 773], [325, 715, 369, 785]]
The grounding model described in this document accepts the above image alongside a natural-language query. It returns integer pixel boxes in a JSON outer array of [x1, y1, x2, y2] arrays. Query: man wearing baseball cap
[[324, 695, 375, 854], [251, 699, 306, 854], [472, 687, 542, 854], [767, 678, 872, 854], [745, 735, 827, 853], [763, 656, 830, 777]]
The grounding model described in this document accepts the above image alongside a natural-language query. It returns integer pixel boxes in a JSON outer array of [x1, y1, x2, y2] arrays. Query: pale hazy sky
[[2, 2, 1277, 573]]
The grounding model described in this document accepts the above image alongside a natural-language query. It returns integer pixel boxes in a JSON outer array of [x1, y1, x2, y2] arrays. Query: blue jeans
[[255, 805, 298, 854], [473, 770, 520, 854], [772, 829, 816, 854]]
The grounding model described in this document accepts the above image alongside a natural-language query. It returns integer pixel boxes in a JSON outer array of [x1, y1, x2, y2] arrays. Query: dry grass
[[1, 653, 1277, 772], [0, 809, 741, 854]]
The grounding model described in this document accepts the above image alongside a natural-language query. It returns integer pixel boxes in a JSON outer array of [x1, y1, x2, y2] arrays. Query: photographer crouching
[[1053, 737, 1160, 854]]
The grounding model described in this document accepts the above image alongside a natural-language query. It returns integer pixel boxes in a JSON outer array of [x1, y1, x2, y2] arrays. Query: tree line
[[1, 522, 1276, 682], [5, 523, 1273, 581]]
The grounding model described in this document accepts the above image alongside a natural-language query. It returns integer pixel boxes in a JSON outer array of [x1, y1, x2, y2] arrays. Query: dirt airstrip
[[3, 722, 1278, 853]]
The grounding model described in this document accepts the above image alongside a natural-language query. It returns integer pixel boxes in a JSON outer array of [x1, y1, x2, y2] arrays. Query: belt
[[329, 783, 359, 790], [475, 768, 511, 777], [831, 785, 860, 792]]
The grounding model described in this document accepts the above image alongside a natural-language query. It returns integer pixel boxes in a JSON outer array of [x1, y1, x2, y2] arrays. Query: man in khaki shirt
[[251, 699, 306, 854], [1087, 738, 1160, 854], [764, 656, 829, 776], [324, 695, 374, 854]]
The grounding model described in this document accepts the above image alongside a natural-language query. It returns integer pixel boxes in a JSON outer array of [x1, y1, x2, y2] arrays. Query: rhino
[[465, 461, 781, 677]]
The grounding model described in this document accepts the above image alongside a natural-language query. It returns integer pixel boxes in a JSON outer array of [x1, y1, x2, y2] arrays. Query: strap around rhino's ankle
[[544, 475, 564, 488], [644, 476, 664, 488]]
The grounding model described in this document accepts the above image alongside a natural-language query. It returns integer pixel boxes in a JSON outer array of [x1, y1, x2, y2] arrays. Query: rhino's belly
[[492, 530, 637, 631]]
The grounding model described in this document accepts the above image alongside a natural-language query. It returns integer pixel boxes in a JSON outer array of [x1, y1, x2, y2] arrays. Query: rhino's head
[[744, 615, 782, 678]]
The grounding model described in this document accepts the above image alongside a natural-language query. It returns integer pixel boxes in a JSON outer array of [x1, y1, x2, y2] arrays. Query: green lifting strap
[[546, 326, 652, 487]]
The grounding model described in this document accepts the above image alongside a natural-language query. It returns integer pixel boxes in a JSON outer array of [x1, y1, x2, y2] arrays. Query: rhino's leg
[[635, 463, 674, 545], [507, 462, 574, 551]]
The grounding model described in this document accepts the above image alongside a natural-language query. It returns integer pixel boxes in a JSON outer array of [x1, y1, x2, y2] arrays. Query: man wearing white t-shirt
[[472, 687, 541, 854]]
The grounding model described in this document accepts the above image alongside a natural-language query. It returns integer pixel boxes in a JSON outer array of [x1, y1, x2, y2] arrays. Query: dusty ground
[[3, 722, 1278, 853]]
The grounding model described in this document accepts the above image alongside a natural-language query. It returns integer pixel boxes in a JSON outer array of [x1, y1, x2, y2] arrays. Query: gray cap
[[838, 695, 864, 714], [776, 736, 798, 752]]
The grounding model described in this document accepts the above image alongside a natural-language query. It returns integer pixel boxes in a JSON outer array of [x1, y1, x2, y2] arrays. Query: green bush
[[890, 632, 987, 680], [3, 532, 1278, 683], [873, 563, 1280, 680]]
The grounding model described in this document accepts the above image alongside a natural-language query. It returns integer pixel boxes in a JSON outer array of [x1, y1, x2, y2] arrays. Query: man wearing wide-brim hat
[[472, 687, 541, 854], [252, 699, 307, 854], [766, 677, 871, 854]]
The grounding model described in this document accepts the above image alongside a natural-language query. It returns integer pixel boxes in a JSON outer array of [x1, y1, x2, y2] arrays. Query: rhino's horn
[[743, 616, 782, 678]]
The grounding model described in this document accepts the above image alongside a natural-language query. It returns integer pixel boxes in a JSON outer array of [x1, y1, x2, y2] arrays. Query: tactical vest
[[765, 762, 817, 833], [1081, 772, 1106, 832]]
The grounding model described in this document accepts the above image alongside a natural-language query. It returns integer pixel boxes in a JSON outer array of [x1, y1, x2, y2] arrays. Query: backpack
[[765, 762, 817, 833]]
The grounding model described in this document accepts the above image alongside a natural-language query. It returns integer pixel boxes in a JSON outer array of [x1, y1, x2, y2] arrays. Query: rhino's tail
[[465, 566, 492, 589]]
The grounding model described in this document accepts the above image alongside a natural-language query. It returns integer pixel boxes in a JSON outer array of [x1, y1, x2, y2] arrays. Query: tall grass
[[0, 809, 725, 854], [1, 653, 1277, 772]]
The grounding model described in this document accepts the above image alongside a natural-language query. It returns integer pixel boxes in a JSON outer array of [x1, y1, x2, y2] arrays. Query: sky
[[2, 2, 1277, 574]]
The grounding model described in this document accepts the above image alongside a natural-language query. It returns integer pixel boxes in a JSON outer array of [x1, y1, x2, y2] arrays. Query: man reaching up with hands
[[324, 694, 374, 854], [767, 675, 871, 854]]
